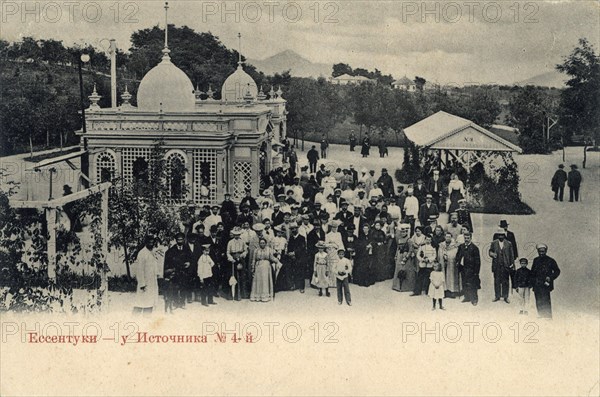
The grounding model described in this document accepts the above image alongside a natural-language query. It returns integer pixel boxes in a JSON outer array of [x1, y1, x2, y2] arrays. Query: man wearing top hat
[[567, 164, 582, 202], [530, 244, 560, 318], [489, 228, 516, 303], [550, 164, 568, 201], [419, 194, 440, 229]]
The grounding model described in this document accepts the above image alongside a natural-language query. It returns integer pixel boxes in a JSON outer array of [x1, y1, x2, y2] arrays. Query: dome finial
[[88, 83, 102, 110], [121, 84, 132, 107], [162, 2, 171, 59], [237, 32, 243, 67]]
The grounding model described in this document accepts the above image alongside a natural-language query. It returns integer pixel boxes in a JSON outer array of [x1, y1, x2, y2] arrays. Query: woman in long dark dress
[[353, 224, 374, 287], [361, 136, 371, 158], [370, 220, 388, 282]]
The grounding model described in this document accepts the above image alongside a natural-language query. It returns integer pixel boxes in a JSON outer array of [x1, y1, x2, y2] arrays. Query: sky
[[1, 0, 599, 85]]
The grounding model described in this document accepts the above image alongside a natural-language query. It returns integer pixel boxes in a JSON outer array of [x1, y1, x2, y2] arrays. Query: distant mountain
[[247, 50, 332, 78], [516, 70, 566, 88]]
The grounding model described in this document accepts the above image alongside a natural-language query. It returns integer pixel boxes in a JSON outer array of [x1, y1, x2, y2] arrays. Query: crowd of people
[[132, 151, 561, 319]]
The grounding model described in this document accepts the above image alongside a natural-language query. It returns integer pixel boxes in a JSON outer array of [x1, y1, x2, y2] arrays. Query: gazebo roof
[[403, 111, 522, 153]]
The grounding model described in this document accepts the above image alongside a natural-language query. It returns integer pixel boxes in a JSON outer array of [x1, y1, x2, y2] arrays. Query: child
[[197, 244, 216, 307], [428, 262, 445, 310], [515, 257, 532, 315], [334, 248, 353, 306], [313, 241, 330, 297]]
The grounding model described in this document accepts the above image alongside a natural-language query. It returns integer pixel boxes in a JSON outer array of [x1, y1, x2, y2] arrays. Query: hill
[[248, 50, 331, 78], [516, 70, 566, 88]]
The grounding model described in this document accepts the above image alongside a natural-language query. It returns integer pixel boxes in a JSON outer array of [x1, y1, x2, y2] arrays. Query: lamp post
[[78, 53, 90, 188]]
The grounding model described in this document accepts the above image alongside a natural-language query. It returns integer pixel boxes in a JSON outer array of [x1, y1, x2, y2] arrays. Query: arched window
[[166, 151, 186, 200], [95, 152, 116, 183], [132, 157, 149, 183]]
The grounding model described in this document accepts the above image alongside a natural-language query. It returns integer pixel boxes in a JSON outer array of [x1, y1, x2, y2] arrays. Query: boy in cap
[[197, 244, 217, 306], [334, 248, 353, 305], [515, 257, 531, 315]]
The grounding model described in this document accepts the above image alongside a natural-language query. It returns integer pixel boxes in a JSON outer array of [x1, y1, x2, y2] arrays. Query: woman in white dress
[[325, 220, 345, 288], [133, 235, 160, 315], [250, 238, 280, 302]]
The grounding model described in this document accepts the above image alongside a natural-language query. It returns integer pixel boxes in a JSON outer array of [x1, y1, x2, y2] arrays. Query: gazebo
[[403, 111, 522, 173]]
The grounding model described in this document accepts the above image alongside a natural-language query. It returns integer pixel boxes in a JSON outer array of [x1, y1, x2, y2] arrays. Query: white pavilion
[[80, 32, 286, 205]]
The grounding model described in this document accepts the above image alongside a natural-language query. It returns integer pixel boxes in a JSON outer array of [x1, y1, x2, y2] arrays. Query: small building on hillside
[[330, 74, 375, 85], [392, 76, 416, 92]]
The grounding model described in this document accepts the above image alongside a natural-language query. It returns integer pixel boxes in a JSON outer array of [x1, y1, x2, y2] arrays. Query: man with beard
[[489, 228, 515, 303], [530, 244, 561, 318], [455, 232, 481, 306], [335, 201, 354, 231], [287, 223, 308, 292], [163, 232, 194, 312]]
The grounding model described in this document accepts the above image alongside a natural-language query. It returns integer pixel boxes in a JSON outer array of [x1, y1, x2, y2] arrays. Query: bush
[[469, 161, 535, 215], [108, 275, 137, 293]]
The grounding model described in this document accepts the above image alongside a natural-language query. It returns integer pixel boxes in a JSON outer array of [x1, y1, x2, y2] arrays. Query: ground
[[0, 144, 598, 396]]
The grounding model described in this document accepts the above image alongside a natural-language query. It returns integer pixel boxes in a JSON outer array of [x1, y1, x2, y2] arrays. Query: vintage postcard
[[0, 1, 599, 396]]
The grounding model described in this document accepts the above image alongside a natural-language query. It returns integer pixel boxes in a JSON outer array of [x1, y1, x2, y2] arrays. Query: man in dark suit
[[426, 170, 444, 208], [163, 232, 194, 312], [530, 244, 561, 318], [316, 164, 327, 185], [271, 203, 285, 226], [349, 165, 359, 186], [419, 194, 439, 228], [567, 164, 582, 202], [307, 145, 320, 174], [287, 224, 308, 292], [550, 164, 567, 201], [413, 178, 428, 206], [335, 201, 354, 230], [455, 232, 481, 306], [489, 229, 515, 303]]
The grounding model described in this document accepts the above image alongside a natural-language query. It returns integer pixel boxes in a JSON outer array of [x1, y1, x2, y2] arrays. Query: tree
[[332, 63, 353, 77], [415, 76, 426, 91], [108, 140, 186, 278], [508, 86, 557, 153], [556, 38, 600, 148]]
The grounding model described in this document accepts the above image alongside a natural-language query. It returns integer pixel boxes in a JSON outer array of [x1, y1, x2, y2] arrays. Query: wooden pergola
[[403, 111, 522, 173], [9, 151, 110, 293]]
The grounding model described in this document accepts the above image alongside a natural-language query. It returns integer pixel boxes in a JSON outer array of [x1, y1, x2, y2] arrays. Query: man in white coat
[[133, 234, 160, 315]]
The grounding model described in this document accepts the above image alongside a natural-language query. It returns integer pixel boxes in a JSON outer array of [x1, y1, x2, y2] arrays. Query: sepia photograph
[[0, 1, 599, 396]]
